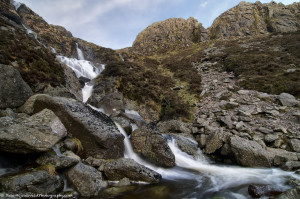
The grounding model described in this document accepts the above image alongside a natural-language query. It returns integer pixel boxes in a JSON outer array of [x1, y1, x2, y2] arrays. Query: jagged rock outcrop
[[208, 1, 300, 39], [132, 17, 208, 55], [19, 94, 124, 159], [0, 64, 33, 109], [16, 3, 118, 62], [132, 2, 300, 55]]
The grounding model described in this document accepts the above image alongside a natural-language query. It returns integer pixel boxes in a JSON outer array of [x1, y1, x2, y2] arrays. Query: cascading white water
[[11, 0, 21, 10], [22, 24, 38, 40], [56, 52, 105, 103], [76, 43, 85, 60], [56, 43, 300, 198], [166, 138, 300, 198]]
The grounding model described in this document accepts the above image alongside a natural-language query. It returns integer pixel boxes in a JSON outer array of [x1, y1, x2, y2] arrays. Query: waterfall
[[22, 24, 38, 40], [56, 45, 104, 103], [76, 43, 85, 60], [56, 46, 300, 198], [11, 0, 21, 10]]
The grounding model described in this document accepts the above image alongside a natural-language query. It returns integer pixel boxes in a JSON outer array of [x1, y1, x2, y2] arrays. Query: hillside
[[0, 0, 300, 198]]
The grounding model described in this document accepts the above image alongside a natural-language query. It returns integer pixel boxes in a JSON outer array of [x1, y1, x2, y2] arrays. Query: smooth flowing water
[[58, 45, 300, 199]]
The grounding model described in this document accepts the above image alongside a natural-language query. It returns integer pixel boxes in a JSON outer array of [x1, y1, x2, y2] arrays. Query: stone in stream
[[0, 170, 63, 194], [103, 158, 162, 183], [66, 162, 107, 197], [19, 94, 124, 159], [0, 109, 67, 153], [0, 64, 33, 109], [274, 186, 300, 199], [248, 184, 282, 198], [131, 128, 175, 167], [230, 136, 271, 167]]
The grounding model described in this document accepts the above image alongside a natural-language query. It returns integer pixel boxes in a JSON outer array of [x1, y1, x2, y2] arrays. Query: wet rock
[[19, 94, 124, 159], [171, 134, 199, 157], [131, 129, 175, 167], [278, 93, 299, 107], [114, 178, 131, 187], [36, 152, 79, 169], [281, 161, 300, 171], [157, 120, 191, 134], [113, 116, 132, 135], [0, 109, 67, 153], [205, 128, 225, 154], [230, 136, 271, 167], [101, 185, 137, 198], [66, 162, 107, 197], [248, 184, 282, 198], [0, 64, 33, 109], [0, 170, 63, 194], [103, 158, 162, 183], [288, 139, 300, 153], [91, 92, 125, 116], [275, 186, 300, 199], [78, 76, 91, 87]]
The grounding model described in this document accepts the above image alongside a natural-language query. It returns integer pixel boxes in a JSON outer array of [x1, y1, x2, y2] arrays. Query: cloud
[[200, 1, 209, 8]]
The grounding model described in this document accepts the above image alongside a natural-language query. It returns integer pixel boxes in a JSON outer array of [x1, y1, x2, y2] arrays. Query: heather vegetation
[[0, 18, 65, 88]]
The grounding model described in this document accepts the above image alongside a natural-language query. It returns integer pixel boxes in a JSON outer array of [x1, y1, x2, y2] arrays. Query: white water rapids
[[57, 45, 300, 199]]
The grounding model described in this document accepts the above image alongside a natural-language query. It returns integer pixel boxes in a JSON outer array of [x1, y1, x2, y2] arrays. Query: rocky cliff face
[[132, 17, 208, 55], [208, 1, 300, 39], [15, 3, 118, 62], [131, 1, 300, 55]]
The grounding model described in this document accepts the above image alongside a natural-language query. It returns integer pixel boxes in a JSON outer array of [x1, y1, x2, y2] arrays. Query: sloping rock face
[[19, 94, 124, 159], [0, 170, 63, 195], [0, 109, 67, 153], [208, 1, 300, 39], [0, 64, 33, 109], [132, 17, 208, 55], [103, 158, 162, 183]]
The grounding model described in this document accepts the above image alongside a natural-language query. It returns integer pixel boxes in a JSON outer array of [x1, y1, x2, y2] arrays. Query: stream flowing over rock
[[0, 109, 67, 153], [19, 94, 124, 159], [130, 129, 175, 167], [0, 64, 33, 109]]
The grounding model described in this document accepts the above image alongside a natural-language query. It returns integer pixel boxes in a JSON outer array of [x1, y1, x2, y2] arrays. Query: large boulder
[[93, 92, 125, 116], [36, 152, 79, 169], [19, 94, 124, 159], [0, 170, 63, 194], [66, 162, 107, 197], [278, 93, 299, 106], [0, 109, 67, 153], [103, 158, 162, 183], [170, 134, 199, 157], [131, 129, 175, 167], [0, 64, 33, 109], [205, 128, 225, 154], [230, 136, 271, 167]]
